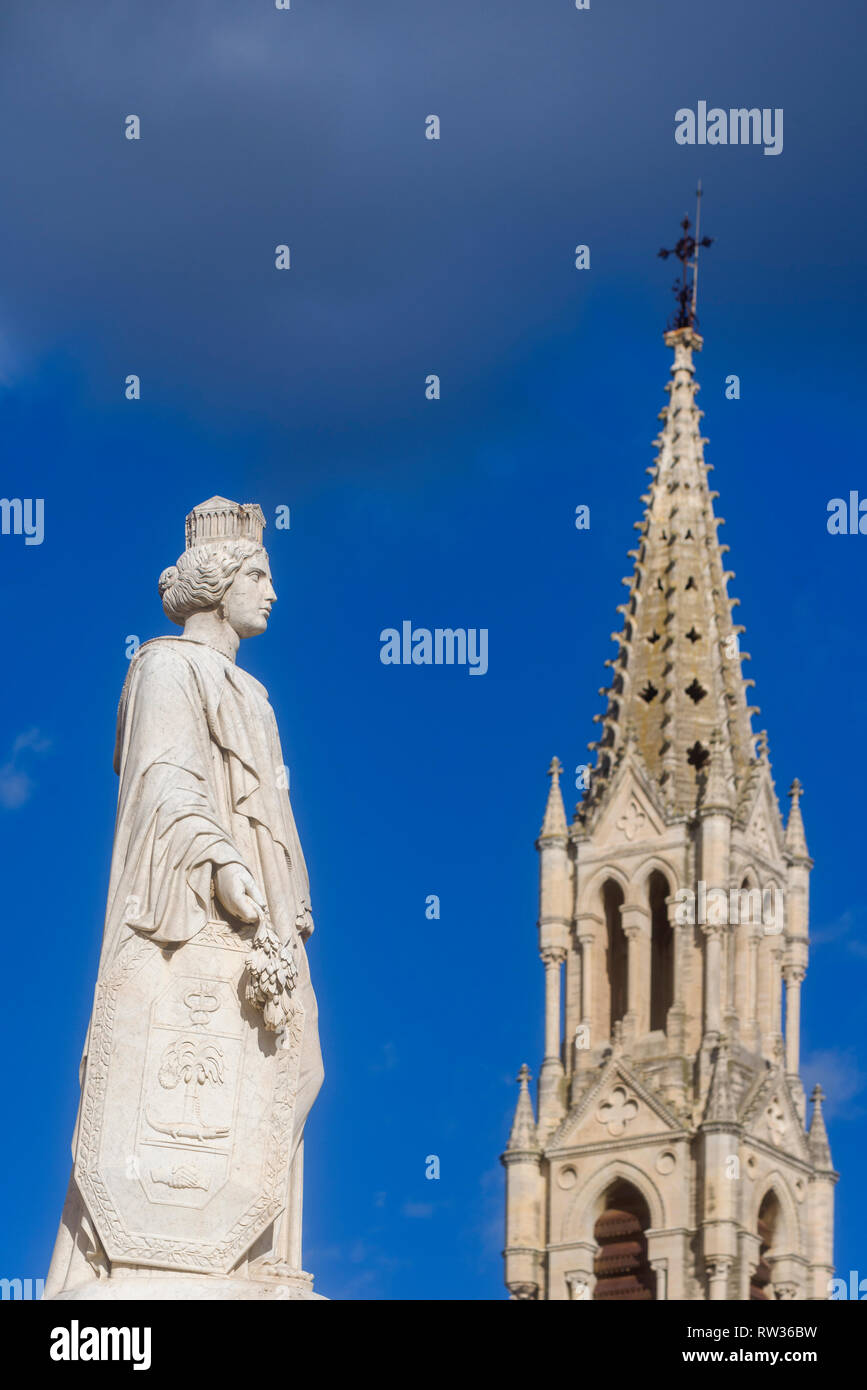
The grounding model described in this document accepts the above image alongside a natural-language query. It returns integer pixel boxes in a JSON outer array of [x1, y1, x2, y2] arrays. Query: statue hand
[[215, 863, 266, 925]]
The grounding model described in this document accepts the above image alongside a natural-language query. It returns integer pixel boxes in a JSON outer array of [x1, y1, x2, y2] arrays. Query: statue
[[44, 498, 325, 1300]]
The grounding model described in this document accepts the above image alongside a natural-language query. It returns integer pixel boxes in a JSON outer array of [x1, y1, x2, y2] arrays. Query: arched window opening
[[736, 875, 762, 927], [649, 871, 674, 1032], [603, 880, 627, 1036], [593, 1180, 654, 1300], [750, 1192, 781, 1300]]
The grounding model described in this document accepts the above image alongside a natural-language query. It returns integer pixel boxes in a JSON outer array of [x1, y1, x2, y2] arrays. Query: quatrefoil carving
[[616, 799, 647, 842], [597, 1085, 639, 1137]]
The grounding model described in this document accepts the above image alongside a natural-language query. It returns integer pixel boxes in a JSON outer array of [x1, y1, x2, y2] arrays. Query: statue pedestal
[[73, 924, 306, 1281], [47, 1269, 326, 1302]]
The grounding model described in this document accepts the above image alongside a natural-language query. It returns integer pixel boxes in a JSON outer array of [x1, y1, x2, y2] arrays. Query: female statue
[[45, 498, 324, 1300]]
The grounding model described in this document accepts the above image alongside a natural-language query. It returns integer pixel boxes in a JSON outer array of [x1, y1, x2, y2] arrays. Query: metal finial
[[658, 185, 713, 330]]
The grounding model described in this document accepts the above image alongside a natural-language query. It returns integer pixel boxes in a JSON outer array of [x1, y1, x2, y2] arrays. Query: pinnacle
[[505, 1065, 540, 1154], [702, 728, 735, 814], [808, 1083, 833, 1169], [785, 778, 810, 862], [538, 756, 568, 840], [704, 1039, 737, 1124]]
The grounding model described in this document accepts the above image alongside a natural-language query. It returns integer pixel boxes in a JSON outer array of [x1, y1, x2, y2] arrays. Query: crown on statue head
[[184, 496, 266, 551]]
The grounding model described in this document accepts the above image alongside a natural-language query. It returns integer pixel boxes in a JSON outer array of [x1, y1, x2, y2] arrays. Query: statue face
[[222, 551, 277, 639]]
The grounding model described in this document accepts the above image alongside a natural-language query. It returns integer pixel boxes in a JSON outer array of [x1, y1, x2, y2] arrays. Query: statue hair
[[158, 539, 265, 627]]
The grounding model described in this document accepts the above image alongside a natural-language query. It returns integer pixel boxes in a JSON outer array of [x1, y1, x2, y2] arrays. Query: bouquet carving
[[244, 908, 298, 1035]]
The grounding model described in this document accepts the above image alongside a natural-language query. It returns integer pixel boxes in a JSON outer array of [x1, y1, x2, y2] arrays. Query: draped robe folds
[[45, 637, 324, 1297]]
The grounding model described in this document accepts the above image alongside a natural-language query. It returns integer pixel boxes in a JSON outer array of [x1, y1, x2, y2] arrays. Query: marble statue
[[45, 497, 325, 1301]]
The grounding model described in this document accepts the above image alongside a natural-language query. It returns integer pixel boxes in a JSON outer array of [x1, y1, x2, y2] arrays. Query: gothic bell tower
[[501, 222, 837, 1302]]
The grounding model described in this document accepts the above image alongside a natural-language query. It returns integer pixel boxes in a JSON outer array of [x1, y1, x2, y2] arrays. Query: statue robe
[[45, 637, 324, 1296]]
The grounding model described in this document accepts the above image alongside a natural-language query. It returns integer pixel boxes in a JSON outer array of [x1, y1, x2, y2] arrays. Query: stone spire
[[703, 1040, 736, 1124], [784, 779, 810, 862], [503, 246, 837, 1301], [808, 1084, 834, 1170], [505, 1065, 540, 1155], [702, 727, 735, 814], [538, 757, 568, 841], [583, 327, 758, 821]]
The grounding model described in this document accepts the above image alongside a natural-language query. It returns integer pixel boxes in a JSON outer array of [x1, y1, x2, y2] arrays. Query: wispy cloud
[[307, 1239, 409, 1300], [475, 1165, 507, 1267], [368, 1040, 398, 1073], [810, 910, 858, 948], [802, 1049, 865, 1122], [0, 728, 51, 809], [401, 1201, 434, 1219], [810, 909, 867, 968]]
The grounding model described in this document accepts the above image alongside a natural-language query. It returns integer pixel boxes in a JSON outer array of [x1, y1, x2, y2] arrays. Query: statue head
[[158, 498, 276, 642]]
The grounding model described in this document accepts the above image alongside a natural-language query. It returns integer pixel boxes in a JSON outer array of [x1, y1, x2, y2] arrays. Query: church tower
[[501, 219, 837, 1302]]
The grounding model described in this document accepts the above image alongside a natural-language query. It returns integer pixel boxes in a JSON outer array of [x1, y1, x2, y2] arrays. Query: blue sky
[[1, 0, 865, 1299]]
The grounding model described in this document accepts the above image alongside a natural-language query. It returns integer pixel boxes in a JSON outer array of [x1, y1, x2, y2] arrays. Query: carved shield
[[74, 920, 304, 1276]]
